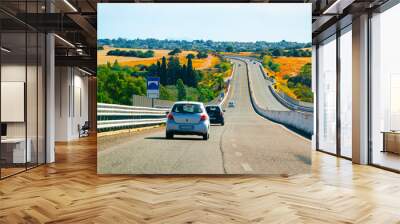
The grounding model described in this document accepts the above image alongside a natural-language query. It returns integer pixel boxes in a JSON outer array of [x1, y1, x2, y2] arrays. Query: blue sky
[[98, 3, 311, 43]]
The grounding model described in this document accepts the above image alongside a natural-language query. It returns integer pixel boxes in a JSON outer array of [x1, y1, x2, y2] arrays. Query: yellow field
[[97, 46, 219, 69], [264, 57, 311, 99], [273, 57, 311, 79]]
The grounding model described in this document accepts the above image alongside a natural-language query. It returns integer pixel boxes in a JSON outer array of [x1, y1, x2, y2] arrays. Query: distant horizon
[[98, 37, 311, 45], [98, 4, 311, 43]]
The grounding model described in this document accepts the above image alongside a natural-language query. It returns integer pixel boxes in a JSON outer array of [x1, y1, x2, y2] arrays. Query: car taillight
[[167, 113, 174, 121], [200, 114, 208, 121]]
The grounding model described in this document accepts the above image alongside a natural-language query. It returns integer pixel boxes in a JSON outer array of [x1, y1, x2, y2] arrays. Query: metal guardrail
[[268, 86, 314, 113], [275, 89, 314, 108], [97, 103, 169, 132], [258, 64, 275, 83]]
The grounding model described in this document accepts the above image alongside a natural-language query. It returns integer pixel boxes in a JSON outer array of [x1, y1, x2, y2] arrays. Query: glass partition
[[0, 1, 46, 179], [317, 35, 337, 154], [1, 31, 28, 177], [339, 27, 352, 158], [370, 3, 400, 171]]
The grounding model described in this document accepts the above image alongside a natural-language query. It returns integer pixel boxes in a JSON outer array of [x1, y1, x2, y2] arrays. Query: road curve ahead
[[246, 60, 290, 111], [98, 59, 311, 175]]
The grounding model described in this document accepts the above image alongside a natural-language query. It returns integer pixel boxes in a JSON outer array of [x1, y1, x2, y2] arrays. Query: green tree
[[159, 85, 172, 101], [216, 76, 224, 91], [160, 57, 167, 85], [299, 62, 311, 76], [198, 87, 215, 102], [176, 79, 186, 101], [186, 58, 199, 88], [156, 60, 161, 75], [186, 53, 195, 59], [196, 51, 208, 59], [271, 49, 283, 57], [147, 64, 158, 77], [167, 57, 181, 85], [225, 46, 234, 52], [268, 62, 280, 72], [107, 49, 154, 58], [112, 60, 121, 70], [97, 64, 146, 105], [215, 61, 231, 72], [262, 56, 280, 72], [168, 48, 182, 55], [186, 57, 194, 86], [180, 64, 187, 83]]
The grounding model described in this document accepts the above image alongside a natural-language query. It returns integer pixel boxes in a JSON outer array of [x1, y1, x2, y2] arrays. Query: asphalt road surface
[[98, 59, 311, 175], [246, 60, 290, 111]]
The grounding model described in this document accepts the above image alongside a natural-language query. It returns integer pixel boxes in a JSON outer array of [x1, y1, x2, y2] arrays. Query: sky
[[98, 3, 311, 43]]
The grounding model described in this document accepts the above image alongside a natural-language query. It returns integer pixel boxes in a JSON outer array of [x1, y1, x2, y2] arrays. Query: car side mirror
[[165, 111, 169, 115], [223, 109, 226, 112]]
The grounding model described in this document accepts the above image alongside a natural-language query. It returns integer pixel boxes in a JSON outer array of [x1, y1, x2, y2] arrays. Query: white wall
[[55, 67, 69, 141], [54, 67, 89, 141], [1, 64, 26, 140]]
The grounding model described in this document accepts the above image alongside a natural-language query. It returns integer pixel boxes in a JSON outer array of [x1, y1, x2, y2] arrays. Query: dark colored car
[[205, 105, 225, 126]]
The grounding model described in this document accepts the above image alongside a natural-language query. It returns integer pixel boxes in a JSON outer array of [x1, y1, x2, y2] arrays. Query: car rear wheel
[[166, 132, 173, 139], [221, 121, 225, 126], [202, 133, 209, 140]]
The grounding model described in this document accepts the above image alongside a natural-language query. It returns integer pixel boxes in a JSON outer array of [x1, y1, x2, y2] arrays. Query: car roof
[[174, 101, 204, 105]]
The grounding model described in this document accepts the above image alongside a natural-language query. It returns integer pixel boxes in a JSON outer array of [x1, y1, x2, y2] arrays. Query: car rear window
[[206, 106, 220, 113], [172, 104, 203, 113]]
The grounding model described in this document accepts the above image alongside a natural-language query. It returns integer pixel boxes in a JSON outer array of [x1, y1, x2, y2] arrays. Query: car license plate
[[179, 125, 194, 130]]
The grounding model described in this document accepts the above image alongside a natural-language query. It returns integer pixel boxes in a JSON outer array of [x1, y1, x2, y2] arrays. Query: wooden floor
[[1, 136, 400, 223]]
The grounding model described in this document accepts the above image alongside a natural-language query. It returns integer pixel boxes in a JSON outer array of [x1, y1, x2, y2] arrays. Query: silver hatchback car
[[166, 101, 210, 140]]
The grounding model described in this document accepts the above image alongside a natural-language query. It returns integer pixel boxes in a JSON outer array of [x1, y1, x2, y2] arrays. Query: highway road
[[246, 60, 290, 111], [98, 59, 311, 175]]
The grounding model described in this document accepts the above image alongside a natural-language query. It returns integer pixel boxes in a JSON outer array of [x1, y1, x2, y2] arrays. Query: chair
[[79, 121, 90, 138]]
